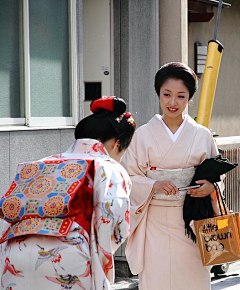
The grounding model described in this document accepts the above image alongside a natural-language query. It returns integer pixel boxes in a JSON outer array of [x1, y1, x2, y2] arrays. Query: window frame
[[0, 0, 78, 127]]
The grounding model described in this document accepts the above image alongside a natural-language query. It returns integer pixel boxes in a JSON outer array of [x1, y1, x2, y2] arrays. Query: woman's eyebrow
[[163, 89, 187, 93]]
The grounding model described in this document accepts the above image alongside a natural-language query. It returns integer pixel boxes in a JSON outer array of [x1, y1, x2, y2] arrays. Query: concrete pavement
[[112, 261, 240, 290], [211, 261, 240, 290], [112, 276, 138, 290]]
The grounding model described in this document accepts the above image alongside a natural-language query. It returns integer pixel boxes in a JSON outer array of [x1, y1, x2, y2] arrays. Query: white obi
[[146, 167, 195, 200]]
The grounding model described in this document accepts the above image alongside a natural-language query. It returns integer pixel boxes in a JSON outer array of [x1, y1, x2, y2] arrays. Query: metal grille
[[222, 148, 240, 212]]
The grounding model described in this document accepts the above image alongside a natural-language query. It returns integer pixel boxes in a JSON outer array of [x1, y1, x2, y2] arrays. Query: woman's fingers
[[153, 180, 178, 195], [163, 188, 169, 195], [154, 179, 214, 197], [188, 187, 205, 197], [187, 180, 214, 198], [164, 183, 178, 194]]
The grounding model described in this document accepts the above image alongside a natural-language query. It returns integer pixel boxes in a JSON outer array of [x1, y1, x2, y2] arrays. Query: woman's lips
[[167, 107, 178, 113]]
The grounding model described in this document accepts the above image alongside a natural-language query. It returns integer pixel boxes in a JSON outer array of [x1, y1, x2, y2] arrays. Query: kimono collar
[[65, 139, 111, 158]]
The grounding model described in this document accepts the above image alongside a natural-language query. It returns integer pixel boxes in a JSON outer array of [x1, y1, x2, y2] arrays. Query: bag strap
[[213, 182, 228, 216]]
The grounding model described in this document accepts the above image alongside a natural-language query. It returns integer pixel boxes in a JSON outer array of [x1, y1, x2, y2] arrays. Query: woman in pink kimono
[[0, 97, 136, 290], [121, 62, 219, 290]]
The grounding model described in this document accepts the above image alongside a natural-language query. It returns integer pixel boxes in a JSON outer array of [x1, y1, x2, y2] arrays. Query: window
[[0, 0, 77, 127], [0, 0, 22, 122], [85, 82, 102, 101]]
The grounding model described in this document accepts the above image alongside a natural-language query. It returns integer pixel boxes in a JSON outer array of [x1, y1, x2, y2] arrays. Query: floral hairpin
[[115, 112, 132, 123], [125, 112, 131, 118], [115, 115, 124, 123]]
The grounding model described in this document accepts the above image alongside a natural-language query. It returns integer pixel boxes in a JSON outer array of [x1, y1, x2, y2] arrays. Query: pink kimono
[[0, 139, 131, 290], [121, 115, 219, 290]]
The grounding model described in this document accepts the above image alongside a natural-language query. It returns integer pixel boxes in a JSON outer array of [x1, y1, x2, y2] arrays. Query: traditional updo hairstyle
[[75, 97, 136, 151], [154, 62, 198, 100]]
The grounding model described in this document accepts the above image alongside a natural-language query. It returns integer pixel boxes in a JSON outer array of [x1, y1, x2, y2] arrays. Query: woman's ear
[[114, 139, 121, 150]]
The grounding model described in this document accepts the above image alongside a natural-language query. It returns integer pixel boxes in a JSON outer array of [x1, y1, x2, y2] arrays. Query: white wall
[[83, 0, 112, 116]]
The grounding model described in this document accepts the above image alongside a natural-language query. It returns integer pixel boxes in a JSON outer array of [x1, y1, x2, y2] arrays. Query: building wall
[[0, 129, 75, 195], [159, 0, 188, 66], [113, 0, 160, 127], [188, 0, 240, 137]]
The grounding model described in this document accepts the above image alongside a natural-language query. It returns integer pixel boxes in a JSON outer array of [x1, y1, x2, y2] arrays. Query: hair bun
[[113, 97, 126, 114], [90, 97, 126, 114]]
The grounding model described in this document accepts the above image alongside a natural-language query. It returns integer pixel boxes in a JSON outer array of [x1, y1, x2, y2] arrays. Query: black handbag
[[183, 154, 238, 242]]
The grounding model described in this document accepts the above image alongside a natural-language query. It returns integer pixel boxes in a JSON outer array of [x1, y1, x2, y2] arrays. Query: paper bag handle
[[214, 182, 228, 216]]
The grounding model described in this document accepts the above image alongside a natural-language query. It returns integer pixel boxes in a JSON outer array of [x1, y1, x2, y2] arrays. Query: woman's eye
[[163, 94, 169, 97], [178, 95, 185, 99]]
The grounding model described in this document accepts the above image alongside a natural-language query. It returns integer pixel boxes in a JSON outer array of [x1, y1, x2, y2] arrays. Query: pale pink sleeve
[[211, 137, 219, 157]]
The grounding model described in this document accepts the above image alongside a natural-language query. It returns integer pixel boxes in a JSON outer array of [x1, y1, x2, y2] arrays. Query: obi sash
[[146, 167, 195, 200], [0, 158, 93, 243]]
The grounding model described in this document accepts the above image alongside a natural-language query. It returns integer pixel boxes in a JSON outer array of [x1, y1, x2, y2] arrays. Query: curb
[[112, 276, 139, 290]]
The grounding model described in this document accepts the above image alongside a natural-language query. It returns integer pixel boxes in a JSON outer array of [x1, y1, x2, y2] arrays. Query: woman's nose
[[169, 97, 177, 105]]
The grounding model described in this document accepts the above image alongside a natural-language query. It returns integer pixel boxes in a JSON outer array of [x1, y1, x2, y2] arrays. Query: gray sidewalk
[[112, 261, 240, 290], [211, 261, 240, 290], [112, 276, 138, 290]]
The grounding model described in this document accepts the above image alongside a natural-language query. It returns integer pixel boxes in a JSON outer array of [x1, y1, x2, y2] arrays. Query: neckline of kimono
[[65, 138, 110, 157], [159, 115, 187, 142]]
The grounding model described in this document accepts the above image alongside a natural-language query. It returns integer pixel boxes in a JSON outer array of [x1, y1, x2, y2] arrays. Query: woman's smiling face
[[159, 78, 190, 121]]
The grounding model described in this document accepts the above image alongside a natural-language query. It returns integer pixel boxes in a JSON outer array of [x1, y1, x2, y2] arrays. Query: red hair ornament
[[90, 97, 114, 113]]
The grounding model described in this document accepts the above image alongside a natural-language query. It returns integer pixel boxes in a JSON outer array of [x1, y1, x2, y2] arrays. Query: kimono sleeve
[[211, 136, 219, 157], [121, 129, 156, 209], [90, 158, 130, 286]]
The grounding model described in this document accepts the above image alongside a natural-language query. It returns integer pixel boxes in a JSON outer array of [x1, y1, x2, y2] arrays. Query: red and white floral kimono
[[0, 139, 131, 290]]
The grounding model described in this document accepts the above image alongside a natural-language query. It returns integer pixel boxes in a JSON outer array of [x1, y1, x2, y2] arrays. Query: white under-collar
[[159, 116, 187, 143]]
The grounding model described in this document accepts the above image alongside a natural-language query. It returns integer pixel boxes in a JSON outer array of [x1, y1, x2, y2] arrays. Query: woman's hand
[[187, 180, 214, 198], [152, 180, 179, 195]]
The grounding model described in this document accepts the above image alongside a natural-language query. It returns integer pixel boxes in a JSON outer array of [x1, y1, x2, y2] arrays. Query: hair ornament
[[90, 96, 127, 115], [115, 115, 124, 123], [115, 112, 131, 124], [90, 97, 114, 113], [125, 112, 131, 118]]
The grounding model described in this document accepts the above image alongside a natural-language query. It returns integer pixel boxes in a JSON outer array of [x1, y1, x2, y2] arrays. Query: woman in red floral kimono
[[0, 97, 136, 290]]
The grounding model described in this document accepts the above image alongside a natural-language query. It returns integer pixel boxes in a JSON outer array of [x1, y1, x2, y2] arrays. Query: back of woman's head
[[154, 62, 198, 99], [75, 97, 136, 151]]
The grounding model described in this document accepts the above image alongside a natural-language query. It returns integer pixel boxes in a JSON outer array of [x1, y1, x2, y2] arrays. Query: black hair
[[75, 98, 136, 151], [154, 62, 198, 100]]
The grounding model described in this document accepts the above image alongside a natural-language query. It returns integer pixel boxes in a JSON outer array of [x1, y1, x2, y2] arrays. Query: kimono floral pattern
[[0, 139, 131, 290]]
